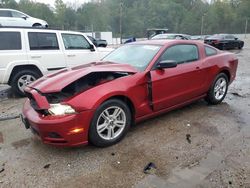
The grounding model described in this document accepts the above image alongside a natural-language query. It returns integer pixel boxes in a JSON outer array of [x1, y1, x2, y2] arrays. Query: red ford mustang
[[21, 40, 238, 147]]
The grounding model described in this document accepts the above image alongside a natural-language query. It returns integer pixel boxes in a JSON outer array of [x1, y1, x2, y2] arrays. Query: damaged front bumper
[[22, 100, 94, 147]]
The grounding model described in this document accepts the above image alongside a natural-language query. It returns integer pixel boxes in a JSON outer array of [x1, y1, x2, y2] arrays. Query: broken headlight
[[48, 104, 76, 116]]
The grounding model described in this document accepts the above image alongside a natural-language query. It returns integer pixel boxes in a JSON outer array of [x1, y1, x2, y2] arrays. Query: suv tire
[[11, 70, 41, 96]]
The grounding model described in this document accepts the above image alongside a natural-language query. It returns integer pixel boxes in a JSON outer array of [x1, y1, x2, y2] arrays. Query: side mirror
[[157, 60, 178, 69], [21, 15, 27, 20], [235, 37, 238, 40], [89, 44, 95, 52]]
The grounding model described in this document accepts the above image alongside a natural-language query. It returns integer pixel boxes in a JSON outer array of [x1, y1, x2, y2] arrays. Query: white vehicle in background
[[0, 9, 48, 28], [0, 27, 113, 96]]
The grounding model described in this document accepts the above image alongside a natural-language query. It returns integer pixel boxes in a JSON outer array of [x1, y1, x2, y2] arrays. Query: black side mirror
[[157, 60, 178, 69], [235, 37, 238, 40], [21, 16, 27, 20], [89, 44, 95, 52]]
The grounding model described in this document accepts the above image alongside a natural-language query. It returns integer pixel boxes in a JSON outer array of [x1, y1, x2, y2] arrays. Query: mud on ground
[[0, 39, 250, 188]]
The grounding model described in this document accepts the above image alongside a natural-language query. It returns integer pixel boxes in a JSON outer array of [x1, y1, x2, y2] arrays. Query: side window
[[160, 44, 199, 64], [28, 32, 59, 50], [225, 35, 234, 40], [0, 10, 12, 17], [62, 34, 91, 50], [11, 11, 25, 18], [205, 46, 217, 56], [0, 32, 21, 50]]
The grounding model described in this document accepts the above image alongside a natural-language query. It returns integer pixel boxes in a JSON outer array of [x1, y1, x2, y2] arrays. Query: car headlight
[[48, 104, 76, 116]]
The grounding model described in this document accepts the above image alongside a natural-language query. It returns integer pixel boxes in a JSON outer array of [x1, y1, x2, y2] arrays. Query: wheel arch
[[8, 65, 43, 85], [32, 23, 42, 27], [98, 95, 136, 124], [219, 69, 231, 82]]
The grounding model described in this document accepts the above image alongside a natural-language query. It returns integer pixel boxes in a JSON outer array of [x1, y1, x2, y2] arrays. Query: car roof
[[128, 39, 203, 46], [0, 8, 17, 11]]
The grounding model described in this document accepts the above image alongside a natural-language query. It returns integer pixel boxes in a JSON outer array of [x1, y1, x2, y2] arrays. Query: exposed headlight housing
[[48, 104, 76, 116]]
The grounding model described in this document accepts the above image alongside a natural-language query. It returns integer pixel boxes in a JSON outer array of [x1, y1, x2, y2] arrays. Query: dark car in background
[[151, 33, 191, 40], [87, 35, 107, 47], [204, 34, 244, 50]]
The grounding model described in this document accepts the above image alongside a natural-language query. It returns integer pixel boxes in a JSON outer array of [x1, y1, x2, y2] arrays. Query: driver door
[[151, 44, 206, 111]]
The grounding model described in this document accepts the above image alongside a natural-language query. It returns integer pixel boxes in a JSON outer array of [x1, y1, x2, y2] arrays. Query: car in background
[[0, 8, 48, 28], [0, 27, 113, 96], [87, 35, 107, 47], [191, 35, 211, 40], [151, 33, 191, 40], [204, 34, 244, 50], [22, 40, 238, 147]]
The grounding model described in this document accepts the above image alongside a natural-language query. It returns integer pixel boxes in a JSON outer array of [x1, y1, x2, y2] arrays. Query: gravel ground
[[0, 39, 250, 188]]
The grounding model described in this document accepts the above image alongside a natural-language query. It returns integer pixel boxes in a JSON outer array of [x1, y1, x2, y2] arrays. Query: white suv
[[0, 28, 113, 96], [0, 9, 48, 28]]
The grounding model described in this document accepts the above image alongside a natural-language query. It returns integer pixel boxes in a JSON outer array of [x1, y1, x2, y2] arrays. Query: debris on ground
[[187, 123, 191, 127], [186, 134, 191, 144], [143, 162, 157, 174], [231, 92, 245, 98], [0, 167, 5, 173], [0, 132, 3, 143], [111, 153, 115, 156], [43, 164, 51, 169], [0, 114, 20, 122], [188, 161, 200, 168]]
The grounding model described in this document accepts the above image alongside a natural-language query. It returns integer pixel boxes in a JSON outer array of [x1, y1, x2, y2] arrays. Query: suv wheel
[[11, 70, 41, 96]]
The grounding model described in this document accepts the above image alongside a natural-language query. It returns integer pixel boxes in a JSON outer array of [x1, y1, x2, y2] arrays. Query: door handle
[[196, 66, 200, 70], [31, 55, 41, 58], [67, 54, 76, 57]]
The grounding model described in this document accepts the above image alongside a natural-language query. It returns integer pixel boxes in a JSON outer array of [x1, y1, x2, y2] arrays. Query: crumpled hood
[[26, 62, 137, 93]]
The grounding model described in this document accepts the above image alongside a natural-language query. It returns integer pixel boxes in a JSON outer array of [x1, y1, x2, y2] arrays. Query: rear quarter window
[[205, 46, 217, 56], [28, 32, 59, 50], [0, 32, 22, 50], [0, 10, 11, 17]]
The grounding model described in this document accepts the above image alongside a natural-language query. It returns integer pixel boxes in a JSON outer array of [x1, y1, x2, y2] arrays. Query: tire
[[89, 99, 131, 147], [238, 43, 243, 49], [205, 73, 229, 105], [10, 70, 41, 97], [32, 23, 42, 27]]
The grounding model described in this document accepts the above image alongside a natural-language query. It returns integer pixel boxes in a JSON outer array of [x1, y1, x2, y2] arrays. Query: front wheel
[[205, 73, 229, 105], [89, 99, 131, 147]]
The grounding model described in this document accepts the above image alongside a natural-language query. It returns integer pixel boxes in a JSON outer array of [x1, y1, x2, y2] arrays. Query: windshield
[[207, 34, 224, 40], [102, 44, 161, 71]]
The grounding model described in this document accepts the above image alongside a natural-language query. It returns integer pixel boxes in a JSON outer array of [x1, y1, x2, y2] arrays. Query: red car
[[22, 40, 238, 147]]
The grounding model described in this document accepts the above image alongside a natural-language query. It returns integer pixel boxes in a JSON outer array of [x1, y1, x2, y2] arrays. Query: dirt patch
[[192, 121, 220, 136], [11, 138, 30, 149]]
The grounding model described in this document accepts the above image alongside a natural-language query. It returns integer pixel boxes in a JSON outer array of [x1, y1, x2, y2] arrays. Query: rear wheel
[[89, 99, 131, 147], [238, 43, 243, 49], [205, 73, 229, 105], [10, 70, 41, 96]]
